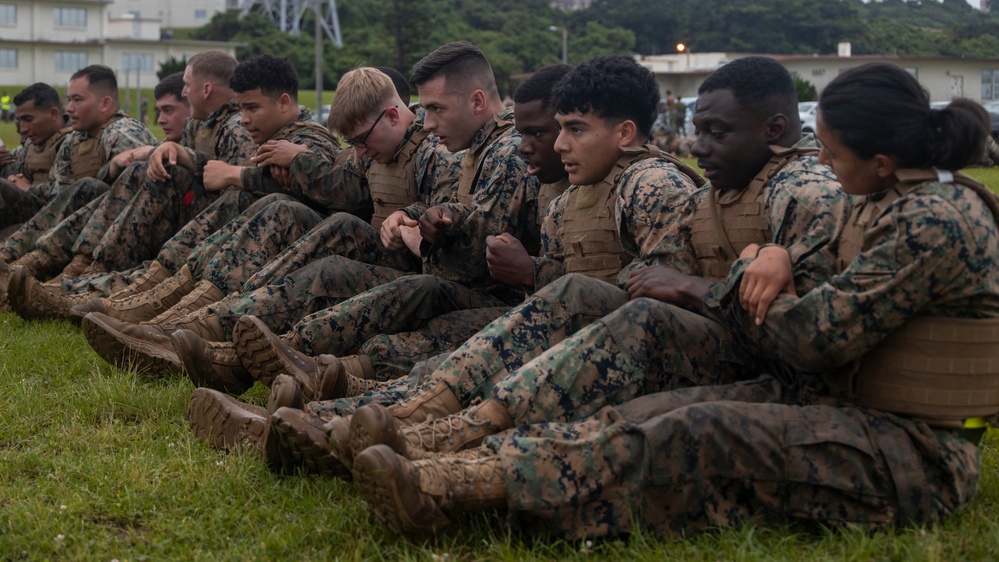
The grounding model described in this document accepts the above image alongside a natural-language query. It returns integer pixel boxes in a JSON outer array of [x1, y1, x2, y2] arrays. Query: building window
[[0, 48, 16, 69], [123, 53, 153, 72], [55, 51, 87, 72], [53, 7, 87, 28], [983, 70, 997, 100], [194, 9, 207, 19], [0, 4, 15, 25]]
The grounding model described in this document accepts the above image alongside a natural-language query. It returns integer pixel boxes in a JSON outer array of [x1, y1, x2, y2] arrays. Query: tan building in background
[[0, 0, 235, 89], [641, 42, 999, 104]]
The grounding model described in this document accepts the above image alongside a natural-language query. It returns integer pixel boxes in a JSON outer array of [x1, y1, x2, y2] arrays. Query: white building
[[641, 43, 999, 104], [109, 0, 226, 30], [0, 0, 236, 89]]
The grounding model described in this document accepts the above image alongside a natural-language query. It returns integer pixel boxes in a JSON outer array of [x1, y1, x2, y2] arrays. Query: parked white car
[[798, 101, 818, 134]]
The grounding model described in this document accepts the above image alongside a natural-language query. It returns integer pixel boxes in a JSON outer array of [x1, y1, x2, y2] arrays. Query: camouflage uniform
[[278, 110, 546, 359], [194, 110, 535, 343], [242, 117, 459, 291], [67, 109, 338, 295], [305, 150, 708, 416], [1, 115, 156, 260], [198, 116, 458, 294], [483, 175, 999, 539], [88, 102, 255, 273], [0, 129, 69, 229]]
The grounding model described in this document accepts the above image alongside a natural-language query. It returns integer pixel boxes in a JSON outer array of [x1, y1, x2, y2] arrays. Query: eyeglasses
[[345, 108, 389, 147]]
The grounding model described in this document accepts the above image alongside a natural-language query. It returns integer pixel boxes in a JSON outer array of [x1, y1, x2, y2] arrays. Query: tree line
[[177, 0, 999, 93]]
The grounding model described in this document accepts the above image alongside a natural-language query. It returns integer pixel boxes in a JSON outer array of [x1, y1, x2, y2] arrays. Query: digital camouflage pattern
[[182, 114, 531, 347], [480, 176, 999, 539], [423, 108, 539, 287], [302, 154, 706, 418], [0, 115, 156, 261], [240, 117, 460, 292], [86, 103, 256, 273]]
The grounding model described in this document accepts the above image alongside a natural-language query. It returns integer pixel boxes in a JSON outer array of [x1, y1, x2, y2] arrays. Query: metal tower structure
[[238, 0, 343, 47]]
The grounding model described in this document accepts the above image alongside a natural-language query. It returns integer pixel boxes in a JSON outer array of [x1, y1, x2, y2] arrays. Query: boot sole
[[187, 388, 266, 452], [82, 314, 182, 377], [267, 375, 304, 414], [233, 316, 308, 385], [264, 408, 350, 478], [352, 444, 449, 539], [350, 404, 413, 462]]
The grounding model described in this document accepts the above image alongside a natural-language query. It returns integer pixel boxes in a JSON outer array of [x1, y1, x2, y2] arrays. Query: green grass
[[2, 153, 999, 559], [1, 316, 999, 559]]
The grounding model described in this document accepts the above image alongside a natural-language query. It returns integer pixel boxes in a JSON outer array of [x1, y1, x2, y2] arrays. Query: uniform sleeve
[[285, 147, 371, 215], [424, 141, 539, 285], [616, 162, 700, 283], [240, 127, 340, 202], [766, 164, 850, 295], [96, 119, 157, 182], [206, 118, 257, 171], [403, 144, 462, 220], [705, 192, 994, 373]]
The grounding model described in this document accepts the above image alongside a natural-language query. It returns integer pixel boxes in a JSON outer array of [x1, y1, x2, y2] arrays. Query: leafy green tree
[[157, 56, 187, 81], [792, 72, 817, 102]]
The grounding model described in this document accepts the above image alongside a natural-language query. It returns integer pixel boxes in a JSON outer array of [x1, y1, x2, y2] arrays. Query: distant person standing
[[0, 91, 11, 122], [670, 96, 686, 137]]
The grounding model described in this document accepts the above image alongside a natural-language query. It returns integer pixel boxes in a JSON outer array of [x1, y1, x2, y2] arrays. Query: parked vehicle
[[798, 101, 817, 134]]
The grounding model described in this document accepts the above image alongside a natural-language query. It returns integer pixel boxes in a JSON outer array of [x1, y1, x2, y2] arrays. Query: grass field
[[3, 144, 999, 558], [1, 314, 997, 560]]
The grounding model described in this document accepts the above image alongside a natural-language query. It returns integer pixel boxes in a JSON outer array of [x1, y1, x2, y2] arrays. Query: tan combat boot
[[232, 314, 315, 387], [12, 250, 55, 279], [56, 253, 96, 280], [350, 399, 513, 463], [73, 263, 196, 323], [146, 279, 224, 326], [352, 444, 506, 539], [81, 312, 183, 376], [170, 329, 254, 396], [386, 381, 464, 426], [264, 406, 352, 478], [263, 351, 389, 413], [9, 271, 96, 321], [105, 260, 172, 300], [187, 387, 268, 453], [158, 307, 227, 341]]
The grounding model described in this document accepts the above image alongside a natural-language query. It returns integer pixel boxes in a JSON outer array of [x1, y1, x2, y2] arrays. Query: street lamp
[[549, 25, 568, 64], [676, 42, 690, 69]]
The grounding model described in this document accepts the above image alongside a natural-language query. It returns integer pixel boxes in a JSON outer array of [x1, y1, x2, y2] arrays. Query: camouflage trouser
[[487, 375, 981, 539], [186, 194, 310, 293], [34, 163, 149, 269], [35, 191, 107, 268], [358, 306, 510, 381], [304, 274, 629, 418], [290, 274, 521, 357], [0, 179, 46, 230], [206, 255, 412, 339], [92, 165, 225, 272], [2, 177, 109, 260], [305, 307, 512, 419], [242, 211, 420, 292], [492, 296, 750, 425], [61, 188, 255, 295], [71, 161, 151, 258]]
